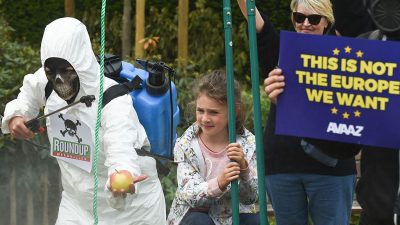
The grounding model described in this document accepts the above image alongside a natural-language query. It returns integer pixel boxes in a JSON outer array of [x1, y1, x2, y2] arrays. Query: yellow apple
[[109, 170, 134, 192]]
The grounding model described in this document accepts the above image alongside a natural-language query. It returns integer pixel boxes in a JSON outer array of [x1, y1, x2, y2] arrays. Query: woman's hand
[[8, 116, 35, 139], [264, 68, 285, 104]]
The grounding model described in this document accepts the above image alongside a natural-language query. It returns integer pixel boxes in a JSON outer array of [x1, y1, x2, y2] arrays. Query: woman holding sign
[[237, 0, 361, 225]]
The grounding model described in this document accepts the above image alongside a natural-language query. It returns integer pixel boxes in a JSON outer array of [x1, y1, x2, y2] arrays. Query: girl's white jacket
[[1, 17, 166, 225]]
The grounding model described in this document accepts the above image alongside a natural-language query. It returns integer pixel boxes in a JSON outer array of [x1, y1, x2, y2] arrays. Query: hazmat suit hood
[[40, 17, 101, 137], [40, 17, 100, 98]]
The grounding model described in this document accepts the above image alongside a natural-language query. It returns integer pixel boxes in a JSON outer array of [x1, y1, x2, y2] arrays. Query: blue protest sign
[[276, 31, 400, 149]]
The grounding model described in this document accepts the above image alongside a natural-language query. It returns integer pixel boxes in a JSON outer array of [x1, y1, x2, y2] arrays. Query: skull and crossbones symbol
[[59, 114, 82, 143]]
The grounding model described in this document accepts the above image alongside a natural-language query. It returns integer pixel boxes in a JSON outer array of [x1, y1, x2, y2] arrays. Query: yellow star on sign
[[356, 50, 364, 58], [331, 107, 338, 114], [342, 112, 350, 119], [354, 110, 361, 117], [344, 46, 352, 53], [333, 48, 340, 55]]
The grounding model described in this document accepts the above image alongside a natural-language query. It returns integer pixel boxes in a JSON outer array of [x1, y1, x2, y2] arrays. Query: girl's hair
[[290, 0, 335, 34], [193, 70, 245, 134]]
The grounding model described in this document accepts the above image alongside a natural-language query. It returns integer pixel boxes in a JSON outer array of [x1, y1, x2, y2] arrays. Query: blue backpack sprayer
[[103, 55, 180, 161]]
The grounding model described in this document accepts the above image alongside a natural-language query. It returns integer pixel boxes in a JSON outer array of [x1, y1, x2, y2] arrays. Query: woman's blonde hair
[[290, 0, 335, 33]]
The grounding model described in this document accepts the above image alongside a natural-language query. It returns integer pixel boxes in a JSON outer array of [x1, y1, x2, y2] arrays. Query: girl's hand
[[264, 68, 285, 104], [217, 162, 241, 191], [226, 143, 247, 170]]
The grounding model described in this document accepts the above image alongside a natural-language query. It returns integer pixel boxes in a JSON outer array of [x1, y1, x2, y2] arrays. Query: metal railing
[[222, 0, 269, 224]]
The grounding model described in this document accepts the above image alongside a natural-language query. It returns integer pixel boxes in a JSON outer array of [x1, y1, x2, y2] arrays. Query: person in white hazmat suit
[[1, 17, 166, 225]]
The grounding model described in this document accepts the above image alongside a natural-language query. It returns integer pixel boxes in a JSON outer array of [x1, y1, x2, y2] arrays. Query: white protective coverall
[[1, 17, 166, 225]]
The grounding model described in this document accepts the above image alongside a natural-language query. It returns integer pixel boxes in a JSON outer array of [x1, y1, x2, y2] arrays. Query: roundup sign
[[49, 113, 94, 172], [276, 31, 400, 149], [52, 138, 90, 161]]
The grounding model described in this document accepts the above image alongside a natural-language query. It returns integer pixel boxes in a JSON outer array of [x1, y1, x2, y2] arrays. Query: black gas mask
[[365, 0, 400, 39], [44, 57, 80, 102]]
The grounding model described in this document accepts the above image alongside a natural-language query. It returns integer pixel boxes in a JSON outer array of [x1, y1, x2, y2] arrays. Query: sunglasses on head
[[292, 12, 323, 25]]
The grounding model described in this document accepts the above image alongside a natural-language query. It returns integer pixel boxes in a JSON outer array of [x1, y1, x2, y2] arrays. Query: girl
[[167, 70, 260, 225]]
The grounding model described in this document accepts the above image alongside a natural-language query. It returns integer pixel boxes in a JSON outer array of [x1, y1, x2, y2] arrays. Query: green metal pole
[[246, 0, 269, 224], [222, 1, 240, 225]]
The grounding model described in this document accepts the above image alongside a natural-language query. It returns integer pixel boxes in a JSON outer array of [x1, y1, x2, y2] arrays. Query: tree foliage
[[0, 0, 293, 77], [0, 0, 64, 48], [0, 17, 61, 225], [0, 18, 40, 119]]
